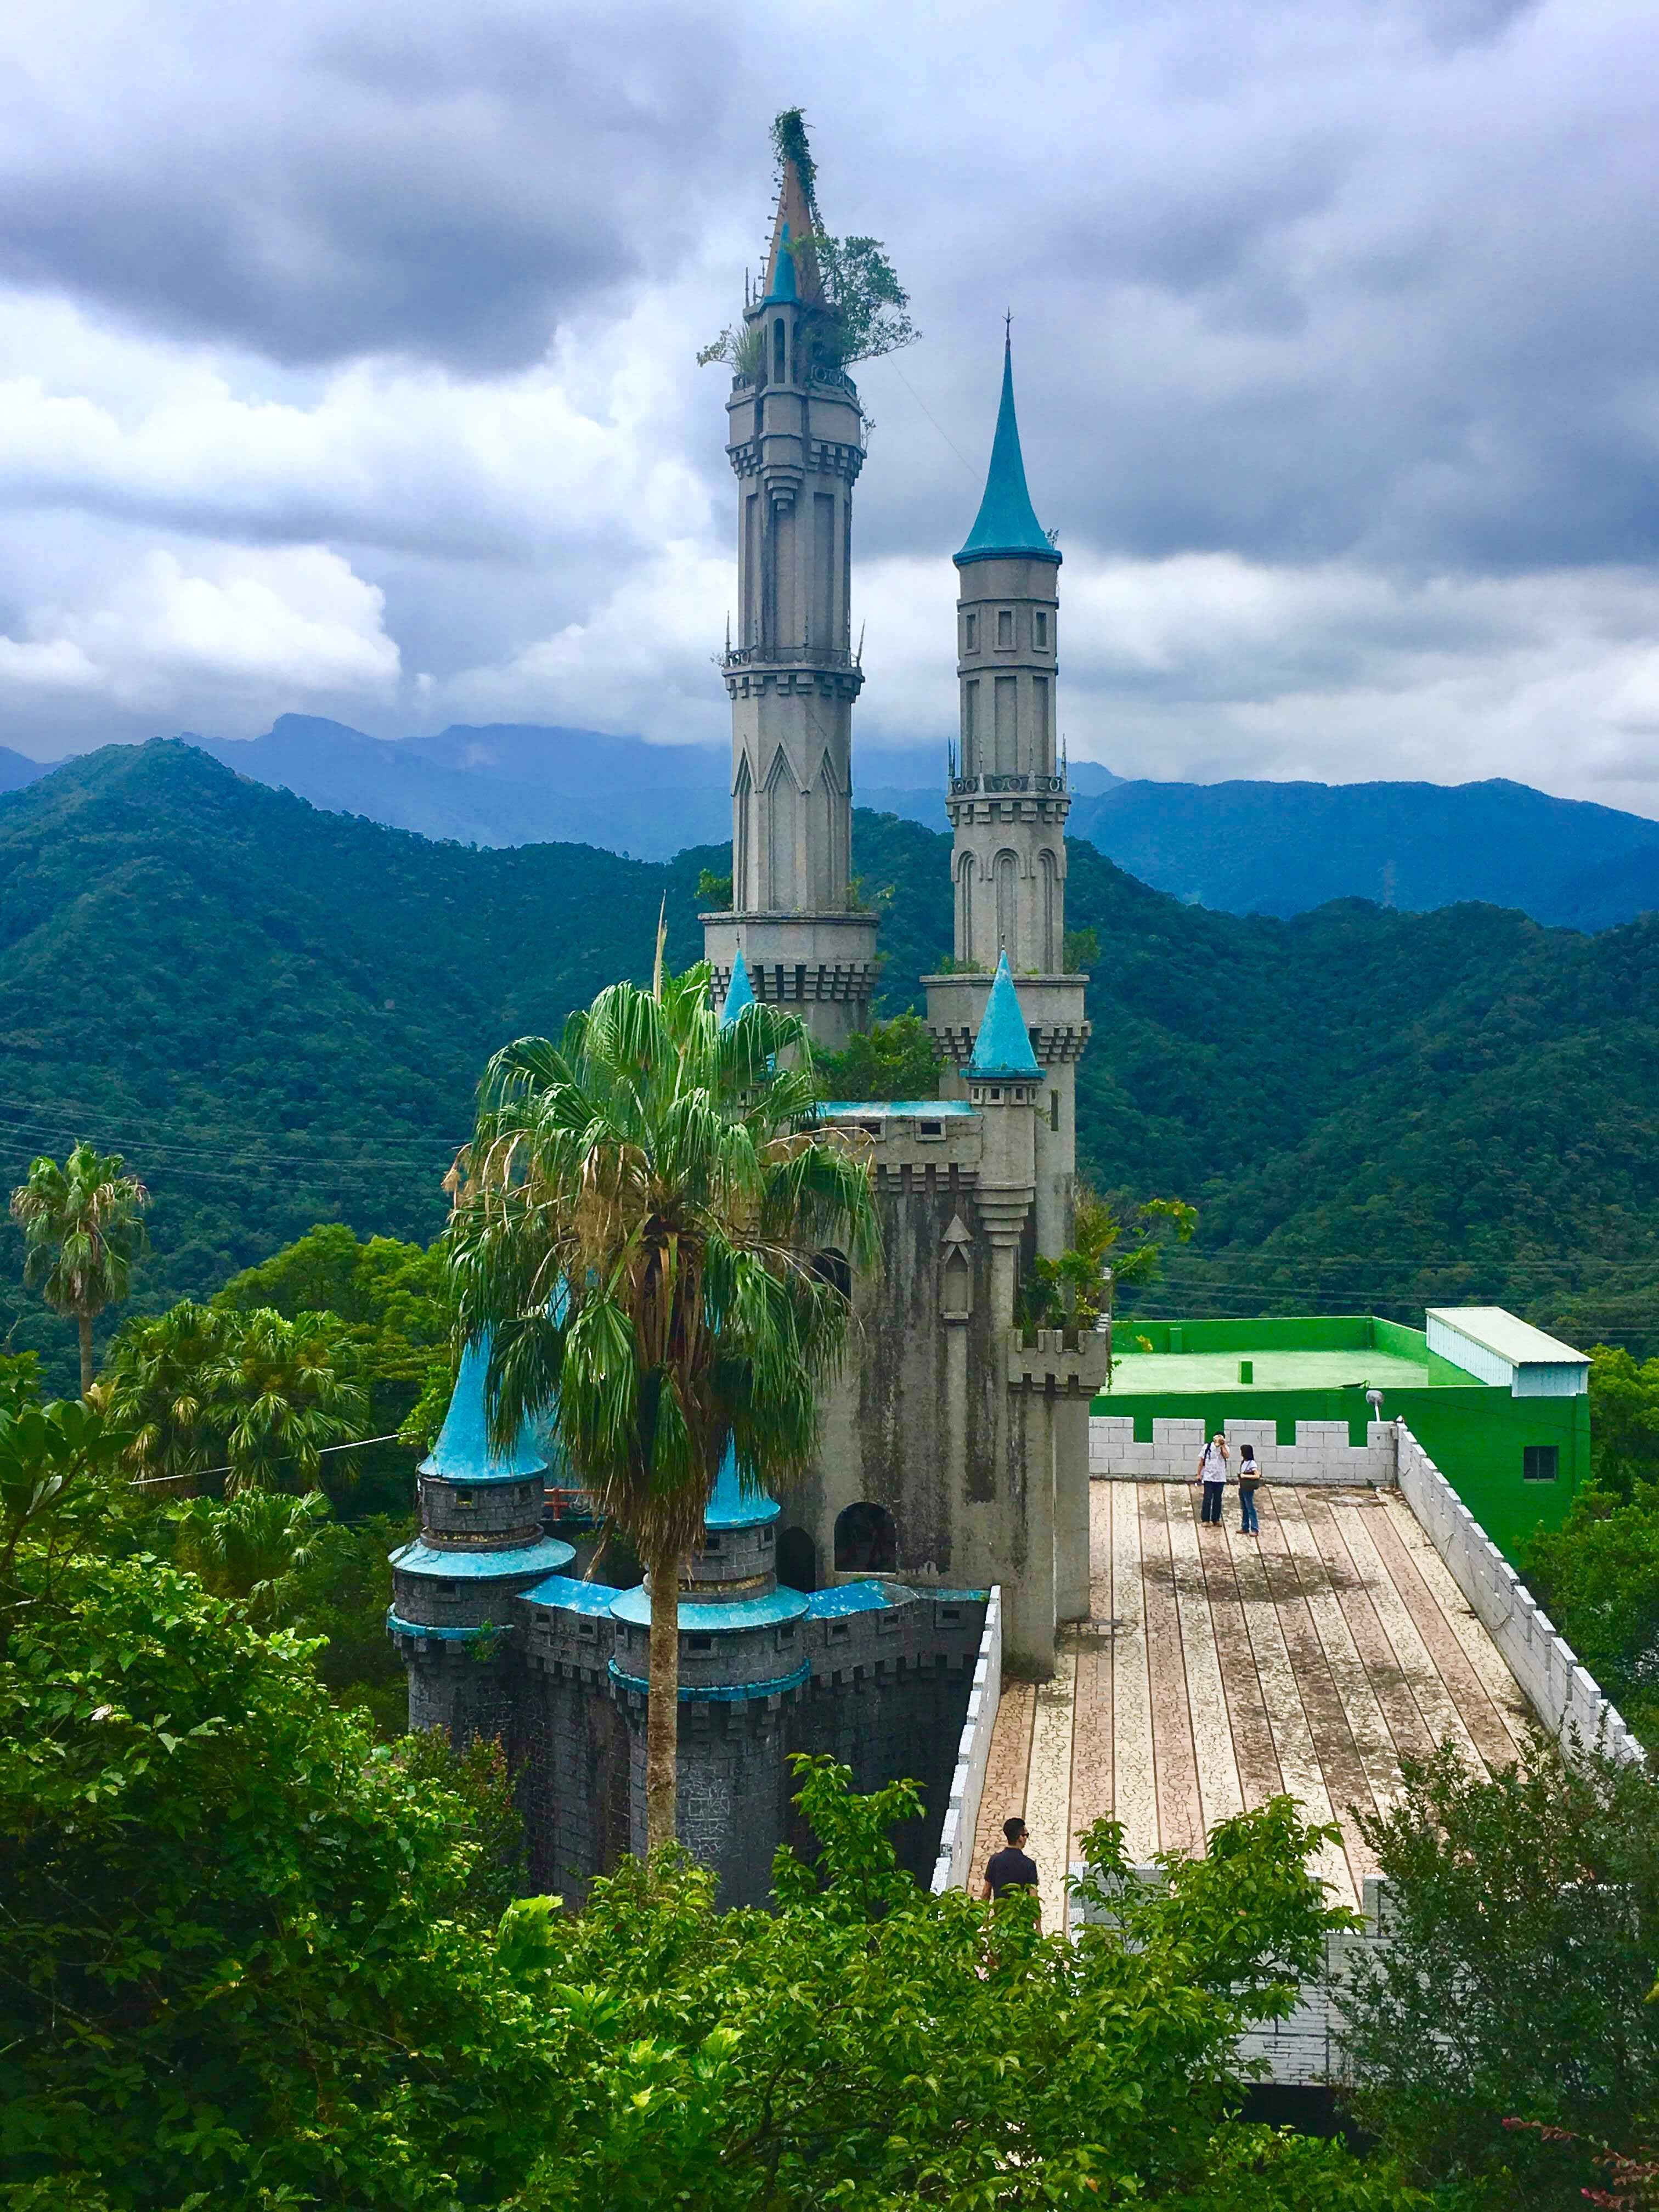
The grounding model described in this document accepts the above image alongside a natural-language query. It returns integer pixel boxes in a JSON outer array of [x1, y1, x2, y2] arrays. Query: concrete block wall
[[930, 1585, 1003, 1893], [1090, 1414, 1396, 1488], [1396, 1422, 1642, 1767]]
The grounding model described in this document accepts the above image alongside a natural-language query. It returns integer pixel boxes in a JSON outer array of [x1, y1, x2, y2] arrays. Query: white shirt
[[1200, 1441, 1228, 1482]]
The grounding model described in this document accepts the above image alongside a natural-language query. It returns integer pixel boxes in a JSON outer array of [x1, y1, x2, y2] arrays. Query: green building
[[1089, 1307, 1589, 1563]]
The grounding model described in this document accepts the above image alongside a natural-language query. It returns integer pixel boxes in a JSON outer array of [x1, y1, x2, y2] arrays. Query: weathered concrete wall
[[1396, 1421, 1642, 1766], [1090, 1414, 1397, 1488], [931, 1585, 1003, 1892], [516, 1655, 630, 1901]]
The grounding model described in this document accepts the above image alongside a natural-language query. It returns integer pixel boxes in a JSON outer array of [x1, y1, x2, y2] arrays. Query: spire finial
[[957, 330, 1060, 568]]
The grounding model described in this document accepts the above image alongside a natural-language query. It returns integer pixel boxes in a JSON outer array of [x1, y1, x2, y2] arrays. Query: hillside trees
[[1339, 1742, 1659, 2208], [9, 1143, 148, 1395]]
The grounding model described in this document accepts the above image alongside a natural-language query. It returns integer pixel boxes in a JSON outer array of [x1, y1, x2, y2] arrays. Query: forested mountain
[[0, 738, 1654, 1389], [7, 715, 1658, 926]]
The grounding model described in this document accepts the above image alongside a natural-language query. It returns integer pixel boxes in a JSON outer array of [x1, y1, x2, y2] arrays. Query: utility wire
[[127, 1431, 409, 1489]]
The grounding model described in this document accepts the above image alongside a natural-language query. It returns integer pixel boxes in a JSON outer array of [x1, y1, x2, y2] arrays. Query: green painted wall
[[1096, 1313, 1587, 1565]]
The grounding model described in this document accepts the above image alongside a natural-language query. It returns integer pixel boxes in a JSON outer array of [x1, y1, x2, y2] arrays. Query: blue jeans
[[1200, 1481, 1224, 1524], [1239, 1486, 1260, 1534]]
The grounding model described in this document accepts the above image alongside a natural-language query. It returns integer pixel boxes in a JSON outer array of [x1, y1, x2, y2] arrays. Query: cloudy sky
[[2, 0, 1658, 811]]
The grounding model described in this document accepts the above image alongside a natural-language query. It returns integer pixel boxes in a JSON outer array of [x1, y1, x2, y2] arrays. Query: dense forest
[[1, 737, 1655, 1390]]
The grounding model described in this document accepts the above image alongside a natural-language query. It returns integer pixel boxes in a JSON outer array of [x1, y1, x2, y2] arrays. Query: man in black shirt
[[982, 1816, 1039, 1901]]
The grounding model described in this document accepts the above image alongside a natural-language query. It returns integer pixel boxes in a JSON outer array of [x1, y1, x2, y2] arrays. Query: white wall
[[1396, 1422, 1641, 1767], [930, 1584, 1003, 1894], [1090, 1413, 1396, 1488]]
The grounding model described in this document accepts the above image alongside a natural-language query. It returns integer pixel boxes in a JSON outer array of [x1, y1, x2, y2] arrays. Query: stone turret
[[926, 338, 1090, 1259], [388, 1333, 573, 1742], [702, 137, 879, 1051]]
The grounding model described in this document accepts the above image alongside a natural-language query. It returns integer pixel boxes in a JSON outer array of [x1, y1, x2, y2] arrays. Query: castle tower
[[702, 140, 879, 1052], [388, 1333, 574, 1743], [926, 339, 1090, 1258]]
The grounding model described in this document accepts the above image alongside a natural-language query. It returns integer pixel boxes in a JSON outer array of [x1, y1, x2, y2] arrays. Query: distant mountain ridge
[[1, 715, 1655, 928]]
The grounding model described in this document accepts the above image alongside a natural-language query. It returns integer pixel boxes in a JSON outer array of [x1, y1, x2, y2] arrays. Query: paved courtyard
[[971, 1480, 1535, 1929]]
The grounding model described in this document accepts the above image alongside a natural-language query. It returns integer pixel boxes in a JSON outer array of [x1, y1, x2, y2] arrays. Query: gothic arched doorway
[[834, 1500, 897, 1575]]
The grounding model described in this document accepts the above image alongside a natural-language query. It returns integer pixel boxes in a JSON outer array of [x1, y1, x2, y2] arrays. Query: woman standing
[[1236, 1443, 1261, 1536], [1196, 1431, 1229, 1525]]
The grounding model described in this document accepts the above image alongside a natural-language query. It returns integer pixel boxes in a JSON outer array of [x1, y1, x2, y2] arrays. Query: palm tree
[[204, 1308, 370, 1495], [99, 1299, 229, 1490], [447, 963, 878, 1850], [173, 1487, 330, 1627], [10, 1143, 149, 1396]]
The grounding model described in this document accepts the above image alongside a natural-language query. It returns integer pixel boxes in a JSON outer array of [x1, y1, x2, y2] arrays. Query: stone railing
[[1396, 1421, 1641, 1767], [948, 772, 1068, 797], [930, 1585, 1003, 1893], [721, 642, 859, 671]]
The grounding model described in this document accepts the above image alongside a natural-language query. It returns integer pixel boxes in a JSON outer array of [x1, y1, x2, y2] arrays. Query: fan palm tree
[[10, 1143, 149, 1396], [447, 962, 878, 1851], [99, 1299, 229, 1490], [173, 1487, 330, 1627], [204, 1308, 370, 1496]]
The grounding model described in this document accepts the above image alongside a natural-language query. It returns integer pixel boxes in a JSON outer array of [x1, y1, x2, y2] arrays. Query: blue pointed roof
[[704, 1435, 782, 1530], [420, 1332, 548, 1484], [764, 221, 799, 304], [968, 952, 1041, 1079], [720, 948, 757, 1026], [957, 339, 1061, 568]]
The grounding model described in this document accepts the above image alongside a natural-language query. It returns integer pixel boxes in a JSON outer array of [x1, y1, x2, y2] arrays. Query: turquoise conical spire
[[957, 336, 1062, 567], [420, 1331, 548, 1483], [703, 1435, 782, 1530], [766, 220, 799, 303], [968, 951, 1041, 1078], [720, 947, 757, 1025]]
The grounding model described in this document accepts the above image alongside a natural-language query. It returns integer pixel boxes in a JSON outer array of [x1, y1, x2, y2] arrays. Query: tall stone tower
[[701, 146, 878, 1052], [926, 340, 1090, 1256]]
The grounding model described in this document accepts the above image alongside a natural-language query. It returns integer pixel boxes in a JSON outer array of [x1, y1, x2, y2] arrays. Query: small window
[[938, 1607, 960, 1623], [964, 611, 978, 652], [760, 1525, 774, 1546], [688, 1633, 714, 1653], [577, 1618, 596, 1641], [989, 1085, 1001, 1102], [774, 318, 787, 382], [1049, 1090, 1060, 1132], [829, 1621, 851, 1641], [437, 1581, 458, 1598], [919, 1119, 944, 1138], [1034, 610, 1049, 648], [1523, 1446, 1560, 1483], [703, 1533, 723, 1554], [455, 1492, 476, 1509], [776, 1624, 796, 1649], [997, 608, 1013, 648]]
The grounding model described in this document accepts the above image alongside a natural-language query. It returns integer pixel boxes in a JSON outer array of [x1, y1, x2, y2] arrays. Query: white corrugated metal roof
[[1426, 1306, 1588, 1369]]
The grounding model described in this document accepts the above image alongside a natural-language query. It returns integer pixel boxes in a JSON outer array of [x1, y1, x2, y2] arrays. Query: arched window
[[776, 1526, 817, 1593], [733, 752, 753, 909], [1040, 849, 1059, 970], [764, 748, 799, 909], [834, 1500, 897, 1574], [957, 851, 977, 964], [774, 317, 787, 383], [811, 1248, 853, 1303], [995, 849, 1019, 967]]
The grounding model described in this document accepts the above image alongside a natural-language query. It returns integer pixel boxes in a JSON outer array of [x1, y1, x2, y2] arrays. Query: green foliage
[[101, 1299, 370, 1499], [1023, 1187, 1197, 1337], [0, 1548, 552, 2208], [516, 1758, 1411, 2211], [815, 1011, 941, 1101], [1524, 1484, 1659, 1745], [1064, 924, 1100, 971], [172, 1484, 331, 1625], [1339, 1742, 1659, 2208], [10, 1141, 149, 1393], [278, 1508, 413, 1736], [1584, 1343, 1659, 1497], [215, 1221, 449, 1508], [695, 867, 733, 908], [390, 1725, 526, 1924]]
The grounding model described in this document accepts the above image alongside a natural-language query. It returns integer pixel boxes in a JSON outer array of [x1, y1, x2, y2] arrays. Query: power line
[[127, 1431, 409, 1489]]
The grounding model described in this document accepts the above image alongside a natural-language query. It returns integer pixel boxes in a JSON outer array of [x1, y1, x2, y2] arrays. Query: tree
[[815, 1011, 941, 1101], [447, 963, 878, 1850], [204, 1307, 370, 1494], [1524, 1483, 1659, 1747], [10, 1142, 149, 1396], [1584, 1344, 1659, 1498], [100, 1301, 371, 1498], [1023, 1187, 1197, 1353], [172, 1486, 331, 1627], [1338, 1741, 1659, 2208], [698, 110, 917, 375], [0, 1547, 554, 2208], [215, 1222, 449, 1511]]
